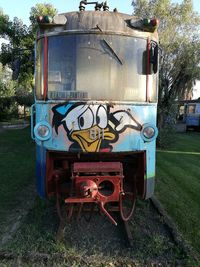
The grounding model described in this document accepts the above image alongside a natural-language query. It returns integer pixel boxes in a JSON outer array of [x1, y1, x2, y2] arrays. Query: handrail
[[31, 104, 36, 140]]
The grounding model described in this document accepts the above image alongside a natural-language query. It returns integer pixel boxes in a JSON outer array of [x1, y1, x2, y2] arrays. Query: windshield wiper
[[95, 24, 123, 65], [103, 39, 123, 65]]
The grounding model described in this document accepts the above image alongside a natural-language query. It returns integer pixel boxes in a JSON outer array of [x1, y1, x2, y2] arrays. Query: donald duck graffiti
[[52, 102, 142, 152]]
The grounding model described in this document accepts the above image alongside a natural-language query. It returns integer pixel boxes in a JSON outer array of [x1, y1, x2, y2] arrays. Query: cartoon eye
[[63, 104, 88, 131], [96, 105, 108, 129], [78, 108, 94, 130]]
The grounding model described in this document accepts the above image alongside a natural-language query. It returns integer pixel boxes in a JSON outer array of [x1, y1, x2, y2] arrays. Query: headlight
[[34, 122, 52, 141], [143, 126, 155, 139], [37, 125, 50, 138], [141, 124, 158, 142]]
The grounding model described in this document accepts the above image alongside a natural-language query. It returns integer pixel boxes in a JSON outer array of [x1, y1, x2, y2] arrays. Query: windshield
[[36, 34, 157, 102]]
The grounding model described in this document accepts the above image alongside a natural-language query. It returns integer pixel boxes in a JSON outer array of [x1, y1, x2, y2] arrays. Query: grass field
[[156, 131, 200, 258], [0, 127, 35, 220]]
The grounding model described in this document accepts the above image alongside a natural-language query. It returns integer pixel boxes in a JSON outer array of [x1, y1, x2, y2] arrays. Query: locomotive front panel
[[32, 8, 159, 225]]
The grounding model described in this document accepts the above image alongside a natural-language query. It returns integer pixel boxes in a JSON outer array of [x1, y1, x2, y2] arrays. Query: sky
[[0, 0, 200, 26], [0, 0, 133, 25]]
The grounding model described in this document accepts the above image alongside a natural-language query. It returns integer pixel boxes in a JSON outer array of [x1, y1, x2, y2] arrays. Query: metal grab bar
[[31, 104, 36, 140]]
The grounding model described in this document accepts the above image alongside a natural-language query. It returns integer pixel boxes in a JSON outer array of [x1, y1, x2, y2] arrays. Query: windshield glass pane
[[44, 34, 157, 102]]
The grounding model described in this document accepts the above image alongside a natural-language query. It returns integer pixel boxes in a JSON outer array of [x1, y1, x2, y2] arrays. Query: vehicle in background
[[177, 100, 200, 130]]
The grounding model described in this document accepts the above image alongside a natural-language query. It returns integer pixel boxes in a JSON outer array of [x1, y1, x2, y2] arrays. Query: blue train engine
[[31, 1, 159, 226]]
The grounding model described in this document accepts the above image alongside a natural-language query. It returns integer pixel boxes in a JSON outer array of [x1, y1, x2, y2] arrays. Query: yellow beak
[[71, 126, 115, 152]]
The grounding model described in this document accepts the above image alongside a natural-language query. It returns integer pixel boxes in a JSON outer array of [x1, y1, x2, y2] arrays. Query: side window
[[187, 105, 196, 114], [177, 105, 184, 121], [195, 104, 200, 114]]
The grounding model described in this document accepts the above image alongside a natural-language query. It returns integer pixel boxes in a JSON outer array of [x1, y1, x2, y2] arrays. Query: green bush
[[0, 93, 33, 121], [157, 124, 176, 148], [0, 97, 18, 121], [157, 104, 178, 149], [15, 89, 34, 107]]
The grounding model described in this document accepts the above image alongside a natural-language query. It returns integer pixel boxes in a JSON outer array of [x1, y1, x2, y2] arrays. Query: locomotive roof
[[38, 11, 158, 39], [62, 11, 135, 34]]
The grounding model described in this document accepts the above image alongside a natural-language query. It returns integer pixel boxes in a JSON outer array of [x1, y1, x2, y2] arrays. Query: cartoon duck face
[[52, 103, 142, 152], [62, 104, 116, 152]]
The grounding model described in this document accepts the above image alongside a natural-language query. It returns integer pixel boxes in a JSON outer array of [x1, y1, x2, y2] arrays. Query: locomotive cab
[[32, 2, 159, 225]]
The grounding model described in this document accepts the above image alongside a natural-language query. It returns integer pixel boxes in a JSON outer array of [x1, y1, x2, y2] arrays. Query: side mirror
[[141, 41, 160, 75], [150, 42, 158, 74]]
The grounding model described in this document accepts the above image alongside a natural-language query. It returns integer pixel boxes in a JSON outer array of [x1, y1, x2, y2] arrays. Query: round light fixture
[[141, 123, 158, 142], [34, 121, 52, 141]]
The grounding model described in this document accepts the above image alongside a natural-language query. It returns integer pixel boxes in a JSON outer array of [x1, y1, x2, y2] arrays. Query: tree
[[0, 4, 57, 119], [0, 63, 17, 120], [0, 12, 34, 88], [0, 63, 15, 97], [0, 3, 57, 98], [132, 0, 200, 133]]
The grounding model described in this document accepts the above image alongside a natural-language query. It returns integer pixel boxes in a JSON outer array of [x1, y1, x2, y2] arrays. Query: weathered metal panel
[[64, 11, 132, 33], [39, 11, 157, 40]]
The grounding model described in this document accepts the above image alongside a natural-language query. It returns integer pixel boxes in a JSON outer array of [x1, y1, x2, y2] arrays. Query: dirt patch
[[0, 198, 192, 267], [0, 184, 36, 247]]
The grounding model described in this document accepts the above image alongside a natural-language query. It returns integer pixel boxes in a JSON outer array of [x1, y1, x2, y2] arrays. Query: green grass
[[156, 131, 200, 258], [0, 127, 35, 215]]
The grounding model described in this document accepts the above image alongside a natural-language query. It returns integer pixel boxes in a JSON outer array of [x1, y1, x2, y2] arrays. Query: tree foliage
[[132, 0, 200, 129], [0, 63, 15, 97], [132, 0, 200, 147], [0, 3, 57, 117], [0, 11, 34, 89], [0, 3, 57, 85]]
